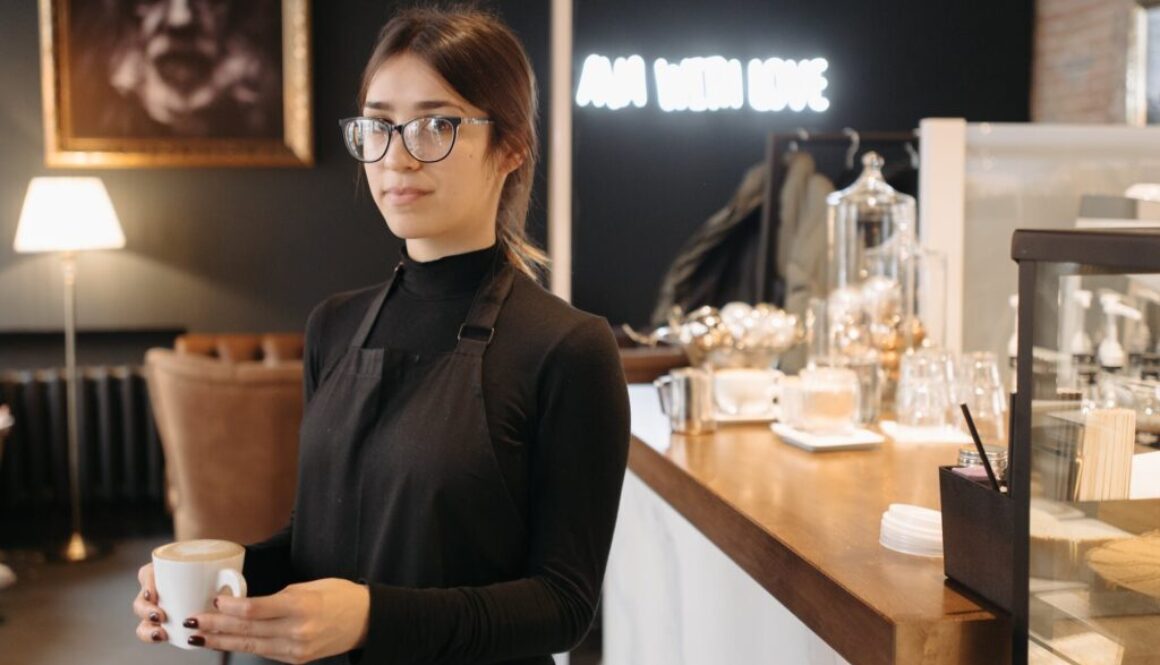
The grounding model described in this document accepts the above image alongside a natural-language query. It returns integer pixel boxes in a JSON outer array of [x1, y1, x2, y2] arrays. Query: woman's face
[[361, 52, 512, 255]]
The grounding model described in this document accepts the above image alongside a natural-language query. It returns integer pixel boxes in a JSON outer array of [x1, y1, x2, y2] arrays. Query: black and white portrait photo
[[41, 0, 313, 167]]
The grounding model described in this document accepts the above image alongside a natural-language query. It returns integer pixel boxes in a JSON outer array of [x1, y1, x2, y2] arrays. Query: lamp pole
[[56, 252, 106, 562]]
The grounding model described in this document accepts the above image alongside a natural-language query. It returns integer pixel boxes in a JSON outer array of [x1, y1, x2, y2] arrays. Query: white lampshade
[[13, 177, 126, 254]]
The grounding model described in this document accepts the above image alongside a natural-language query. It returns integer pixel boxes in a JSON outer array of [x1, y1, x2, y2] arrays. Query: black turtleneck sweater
[[243, 244, 631, 665]]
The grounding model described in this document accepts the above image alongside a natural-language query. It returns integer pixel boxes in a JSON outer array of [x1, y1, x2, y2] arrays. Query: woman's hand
[[184, 578, 371, 664], [132, 562, 168, 644]]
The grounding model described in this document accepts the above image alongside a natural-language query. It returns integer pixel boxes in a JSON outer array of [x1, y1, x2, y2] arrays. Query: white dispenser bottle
[[1097, 292, 1142, 372], [1070, 289, 1094, 358]]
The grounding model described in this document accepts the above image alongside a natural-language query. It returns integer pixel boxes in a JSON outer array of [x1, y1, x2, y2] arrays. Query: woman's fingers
[[214, 594, 294, 621], [190, 633, 306, 664], [185, 613, 293, 639], [135, 619, 167, 644], [132, 587, 166, 623], [132, 561, 166, 645]]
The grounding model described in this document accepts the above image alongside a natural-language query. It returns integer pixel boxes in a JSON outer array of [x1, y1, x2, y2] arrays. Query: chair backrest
[[176, 332, 304, 364], [145, 333, 304, 544]]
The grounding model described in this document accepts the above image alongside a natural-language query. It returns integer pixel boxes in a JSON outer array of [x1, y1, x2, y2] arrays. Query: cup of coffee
[[152, 539, 247, 649], [713, 368, 781, 416]]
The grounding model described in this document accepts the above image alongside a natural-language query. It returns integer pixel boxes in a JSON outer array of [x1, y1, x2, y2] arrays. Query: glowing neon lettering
[[576, 53, 830, 113], [747, 57, 830, 112], [653, 56, 744, 112], [575, 54, 648, 110]]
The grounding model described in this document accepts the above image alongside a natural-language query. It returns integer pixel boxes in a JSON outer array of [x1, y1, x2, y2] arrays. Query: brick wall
[[1033, 0, 1137, 122]]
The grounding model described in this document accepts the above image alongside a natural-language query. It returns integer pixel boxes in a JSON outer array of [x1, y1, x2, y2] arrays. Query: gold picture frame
[[39, 0, 313, 168]]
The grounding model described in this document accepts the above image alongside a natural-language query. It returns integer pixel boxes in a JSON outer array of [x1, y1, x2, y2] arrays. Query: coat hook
[[788, 128, 810, 154], [905, 141, 920, 169], [843, 127, 860, 170]]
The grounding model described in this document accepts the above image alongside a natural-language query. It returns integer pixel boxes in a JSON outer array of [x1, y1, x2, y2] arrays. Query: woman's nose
[[382, 130, 420, 170]]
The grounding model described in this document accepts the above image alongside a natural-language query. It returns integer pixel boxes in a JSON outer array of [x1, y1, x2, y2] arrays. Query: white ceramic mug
[[713, 368, 781, 416], [152, 539, 247, 649]]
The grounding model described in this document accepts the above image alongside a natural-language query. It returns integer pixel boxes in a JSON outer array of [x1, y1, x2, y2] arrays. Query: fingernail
[[183, 618, 198, 629], [148, 611, 160, 624], [188, 635, 205, 647], [143, 590, 151, 602], [150, 630, 162, 642]]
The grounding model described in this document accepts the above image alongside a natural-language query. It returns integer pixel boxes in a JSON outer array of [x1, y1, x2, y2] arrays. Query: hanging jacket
[[778, 154, 835, 373], [650, 163, 775, 326]]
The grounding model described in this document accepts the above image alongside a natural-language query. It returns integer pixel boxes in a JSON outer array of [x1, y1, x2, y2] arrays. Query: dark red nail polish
[[148, 612, 160, 624], [188, 635, 206, 647], [143, 590, 151, 602], [150, 630, 162, 642], [183, 618, 198, 629]]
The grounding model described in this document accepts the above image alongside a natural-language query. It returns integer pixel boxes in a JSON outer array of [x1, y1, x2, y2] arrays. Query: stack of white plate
[[879, 503, 943, 557]]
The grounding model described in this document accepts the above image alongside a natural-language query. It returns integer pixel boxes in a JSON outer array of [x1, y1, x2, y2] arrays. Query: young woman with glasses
[[132, 6, 630, 664]]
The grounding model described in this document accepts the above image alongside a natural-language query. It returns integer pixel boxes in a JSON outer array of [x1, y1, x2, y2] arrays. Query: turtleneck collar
[[398, 243, 501, 300]]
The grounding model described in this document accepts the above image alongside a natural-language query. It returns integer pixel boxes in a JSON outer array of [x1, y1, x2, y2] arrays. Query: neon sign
[[576, 54, 830, 113]]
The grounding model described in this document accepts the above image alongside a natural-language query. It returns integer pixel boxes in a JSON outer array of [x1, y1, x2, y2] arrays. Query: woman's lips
[[384, 187, 431, 206]]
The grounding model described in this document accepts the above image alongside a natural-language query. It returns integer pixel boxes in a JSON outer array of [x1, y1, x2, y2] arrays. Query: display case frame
[[1011, 228, 1160, 665]]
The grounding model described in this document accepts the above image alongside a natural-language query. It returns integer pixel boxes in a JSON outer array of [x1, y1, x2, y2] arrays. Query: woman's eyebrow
[[363, 100, 467, 113]]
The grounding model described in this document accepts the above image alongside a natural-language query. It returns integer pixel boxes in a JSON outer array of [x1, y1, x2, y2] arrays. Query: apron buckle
[[457, 324, 495, 345]]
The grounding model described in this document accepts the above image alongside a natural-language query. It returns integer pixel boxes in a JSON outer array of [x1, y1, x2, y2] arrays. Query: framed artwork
[[38, 0, 313, 167]]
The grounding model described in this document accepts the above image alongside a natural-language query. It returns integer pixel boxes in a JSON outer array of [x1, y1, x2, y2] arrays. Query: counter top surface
[[625, 384, 1010, 665]]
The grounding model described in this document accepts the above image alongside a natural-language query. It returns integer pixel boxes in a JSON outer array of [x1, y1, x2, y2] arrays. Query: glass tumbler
[[956, 351, 1008, 445], [896, 349, 952, 428]]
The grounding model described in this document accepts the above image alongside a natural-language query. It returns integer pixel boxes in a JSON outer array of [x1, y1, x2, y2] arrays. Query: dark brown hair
[[359, 4, 548, 278]]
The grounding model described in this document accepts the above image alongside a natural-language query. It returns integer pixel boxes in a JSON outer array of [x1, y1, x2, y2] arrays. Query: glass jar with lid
[[825, 150, 917, 294]]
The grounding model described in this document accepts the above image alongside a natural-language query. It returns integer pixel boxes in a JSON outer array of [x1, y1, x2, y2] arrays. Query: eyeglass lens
[[344, 117, 457, 163]]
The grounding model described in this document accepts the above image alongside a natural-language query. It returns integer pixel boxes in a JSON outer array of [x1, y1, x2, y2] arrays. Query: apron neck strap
[[455, 255, 515, 357], [350, 261, 403, 349]]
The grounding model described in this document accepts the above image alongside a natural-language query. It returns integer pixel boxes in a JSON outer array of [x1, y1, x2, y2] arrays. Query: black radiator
[[0, 366, 169, 542]]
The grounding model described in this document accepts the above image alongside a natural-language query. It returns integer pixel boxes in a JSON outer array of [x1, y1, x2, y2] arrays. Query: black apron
[[292, 258, 533, 662]]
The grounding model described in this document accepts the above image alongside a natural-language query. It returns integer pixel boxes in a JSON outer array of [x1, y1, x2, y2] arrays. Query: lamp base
[[48, 532, 110, 564]]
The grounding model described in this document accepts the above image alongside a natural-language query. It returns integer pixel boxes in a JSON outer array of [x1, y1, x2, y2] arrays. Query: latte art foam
[[154, 539, 243, 562]]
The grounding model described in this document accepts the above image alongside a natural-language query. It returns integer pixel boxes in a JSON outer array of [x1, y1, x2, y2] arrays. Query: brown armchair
[[145, 334, 303, 544]]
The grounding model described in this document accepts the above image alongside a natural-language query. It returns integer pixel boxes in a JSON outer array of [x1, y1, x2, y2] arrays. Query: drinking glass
[[896, 349, 951, 428], [956, 351, 1008, 444]]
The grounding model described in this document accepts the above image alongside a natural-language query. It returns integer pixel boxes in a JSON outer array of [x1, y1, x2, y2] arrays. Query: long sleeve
[[356, 317, 631, 664]]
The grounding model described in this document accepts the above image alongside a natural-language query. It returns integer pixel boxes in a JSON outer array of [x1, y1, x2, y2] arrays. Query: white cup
[[713, 368, 781, 416], [781, 367, 860, 433], [152, 539, 247, 649]]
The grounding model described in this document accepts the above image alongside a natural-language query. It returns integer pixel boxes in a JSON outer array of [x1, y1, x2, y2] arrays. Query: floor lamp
[[14, 177, 126, 563]]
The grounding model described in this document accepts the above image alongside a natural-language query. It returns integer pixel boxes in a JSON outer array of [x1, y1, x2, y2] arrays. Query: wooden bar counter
[[605, 385, 1011, 665]]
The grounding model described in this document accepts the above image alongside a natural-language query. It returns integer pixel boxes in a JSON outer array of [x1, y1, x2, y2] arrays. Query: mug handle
[[653, 375, 672, 415], [216, 568, 248, 599]]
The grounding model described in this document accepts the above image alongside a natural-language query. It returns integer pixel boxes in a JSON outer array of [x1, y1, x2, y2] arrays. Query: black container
[[938, 466, 1015, 612]]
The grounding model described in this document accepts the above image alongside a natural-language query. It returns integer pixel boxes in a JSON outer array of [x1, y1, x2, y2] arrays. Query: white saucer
[[771, 423, 884, 452], [715, 407, 780, 425]]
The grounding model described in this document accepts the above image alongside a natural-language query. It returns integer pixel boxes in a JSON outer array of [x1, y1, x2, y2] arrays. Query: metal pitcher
[[653, 367, 717, 435]]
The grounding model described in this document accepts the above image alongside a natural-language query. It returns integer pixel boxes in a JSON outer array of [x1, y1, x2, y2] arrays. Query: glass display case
[[1012, 229, 1160, 665]]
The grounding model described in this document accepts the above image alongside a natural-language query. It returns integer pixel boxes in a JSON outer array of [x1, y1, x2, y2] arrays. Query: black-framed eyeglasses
[[338, 115, 493, 164]]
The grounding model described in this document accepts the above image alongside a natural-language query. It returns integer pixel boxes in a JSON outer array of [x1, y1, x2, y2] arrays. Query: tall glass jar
[[825, 151, 917, 293], [825, 151, 919, 401]]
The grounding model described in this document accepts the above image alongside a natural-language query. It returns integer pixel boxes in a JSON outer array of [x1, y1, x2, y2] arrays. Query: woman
[[132, 6, 630, 664]]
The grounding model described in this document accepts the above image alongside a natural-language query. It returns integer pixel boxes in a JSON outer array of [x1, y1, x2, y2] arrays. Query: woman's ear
[[499, 147, 525, 176]]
